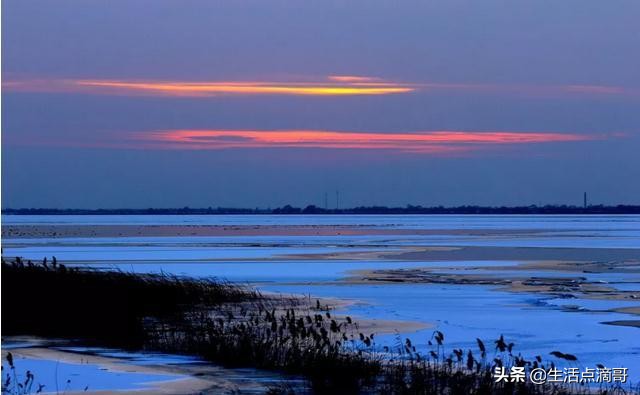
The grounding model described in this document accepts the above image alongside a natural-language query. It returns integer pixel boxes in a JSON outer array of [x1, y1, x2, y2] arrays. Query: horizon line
[[3, 204, 640, 214]]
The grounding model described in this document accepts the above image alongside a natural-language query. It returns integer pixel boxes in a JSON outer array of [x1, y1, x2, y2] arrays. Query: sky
[[2, 0, 639, 209]]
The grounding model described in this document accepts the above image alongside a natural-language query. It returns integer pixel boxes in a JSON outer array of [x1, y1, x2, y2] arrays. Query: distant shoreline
[[1, 224, 552, 239], [3, 204, 640, 215]]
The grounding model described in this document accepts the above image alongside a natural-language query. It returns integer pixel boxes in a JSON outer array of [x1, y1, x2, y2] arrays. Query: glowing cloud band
[[2, 76, 413, 97], [4, 76, 636, 98], [133, 129, 594, 153]]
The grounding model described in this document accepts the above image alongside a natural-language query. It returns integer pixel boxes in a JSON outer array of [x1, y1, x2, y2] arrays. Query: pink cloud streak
[[131, 129, 596, 153]]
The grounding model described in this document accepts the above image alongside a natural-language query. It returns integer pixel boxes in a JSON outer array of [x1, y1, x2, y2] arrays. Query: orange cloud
[[4, 76, 636, 99], [75, 80, 414, 96], [2, 76, 413, 97], [132, 129, 594, 153]]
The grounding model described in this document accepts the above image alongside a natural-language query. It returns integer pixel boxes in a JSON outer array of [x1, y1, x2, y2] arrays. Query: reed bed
[[2, 258, 636, 394], [2, 256, 256, 347]]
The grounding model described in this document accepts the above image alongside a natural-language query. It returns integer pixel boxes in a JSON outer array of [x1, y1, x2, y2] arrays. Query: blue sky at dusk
[[2, 0, 639, 208]]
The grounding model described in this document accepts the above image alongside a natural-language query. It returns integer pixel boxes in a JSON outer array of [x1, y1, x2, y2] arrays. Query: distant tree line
[[3, 204, 640, 215]]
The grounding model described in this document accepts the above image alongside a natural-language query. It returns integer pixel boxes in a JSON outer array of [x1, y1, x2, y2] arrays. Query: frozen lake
[[2, 214, 639, 383], [4, 213, 640, 231]]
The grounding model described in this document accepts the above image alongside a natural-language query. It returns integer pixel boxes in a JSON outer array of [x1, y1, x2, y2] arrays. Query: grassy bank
[[2, 256, 256, 348], [2, 258, 634, 394]]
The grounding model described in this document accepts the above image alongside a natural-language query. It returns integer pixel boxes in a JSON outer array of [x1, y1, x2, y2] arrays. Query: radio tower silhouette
[[583, 192, 587, 209]]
